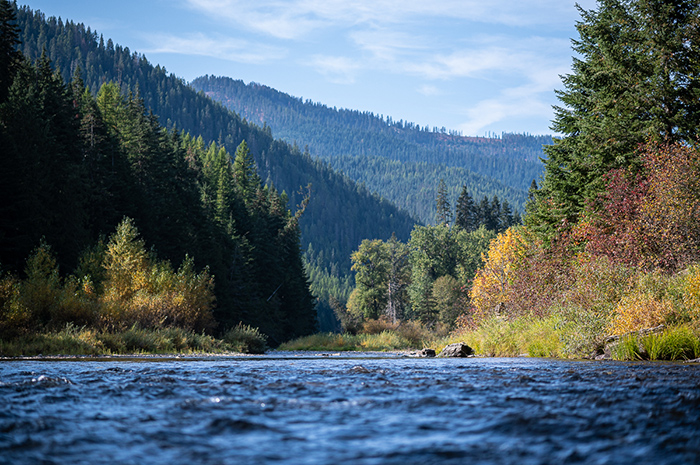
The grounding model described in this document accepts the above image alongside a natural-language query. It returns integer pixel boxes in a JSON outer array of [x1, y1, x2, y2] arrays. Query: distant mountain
[[15, 6, 418, 330], [191, 75, 550, 220]]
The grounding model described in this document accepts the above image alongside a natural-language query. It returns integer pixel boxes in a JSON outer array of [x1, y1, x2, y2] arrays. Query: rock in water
[[409, 348, 436, 357], [438, 342, 473, 357]]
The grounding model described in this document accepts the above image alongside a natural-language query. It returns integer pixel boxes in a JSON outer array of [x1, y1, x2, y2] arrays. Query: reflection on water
[[1, 354, 699, 464]]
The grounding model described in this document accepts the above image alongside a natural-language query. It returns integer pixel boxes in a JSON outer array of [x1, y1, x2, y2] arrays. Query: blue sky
[[24, 0, 597, 136]]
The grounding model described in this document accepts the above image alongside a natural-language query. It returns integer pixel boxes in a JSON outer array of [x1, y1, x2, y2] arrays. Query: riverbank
[[0, 323, 268, 357], [279, 317, 700, 362], [3, 317, 699, 362]]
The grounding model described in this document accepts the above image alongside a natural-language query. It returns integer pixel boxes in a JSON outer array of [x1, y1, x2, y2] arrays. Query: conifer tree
[[232, 140, 261, 206], [435, 178, 452, 226], [455, 185, 478, 232], [0, 0, 20, 102], [528, 0, 700, 239]]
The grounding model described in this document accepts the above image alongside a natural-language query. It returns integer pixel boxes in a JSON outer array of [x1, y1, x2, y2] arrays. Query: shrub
[[223, 323, 268, 354], [396, 320, 433, 347], [0, 272, 31, 338], [361, 318, 398, 335], [470, 228, 527, 317], [20, 242, 62, 327]]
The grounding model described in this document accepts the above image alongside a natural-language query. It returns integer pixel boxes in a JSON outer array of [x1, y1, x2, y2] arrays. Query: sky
[[23, 0, 598, 137]]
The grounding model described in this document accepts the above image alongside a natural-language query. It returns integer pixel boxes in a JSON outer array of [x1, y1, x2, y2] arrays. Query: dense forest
[[327, 0, 700, 361], [192, 75, 550, 220], [329, 154, 527, 223], [190, 75, 549, 190], [0, 2, 320, 344], [11, 4, 419, 330]]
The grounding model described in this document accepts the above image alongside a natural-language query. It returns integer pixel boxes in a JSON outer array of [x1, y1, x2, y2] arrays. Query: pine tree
[[0, 0, 21, 102], [455, 185, 478, 232], [528, 0, 700, 239], [435, 178, 452, 226], [232, 140, 261, 206]]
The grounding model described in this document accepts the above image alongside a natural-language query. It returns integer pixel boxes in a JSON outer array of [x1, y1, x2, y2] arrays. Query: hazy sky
[[23, 0, 598, 136]]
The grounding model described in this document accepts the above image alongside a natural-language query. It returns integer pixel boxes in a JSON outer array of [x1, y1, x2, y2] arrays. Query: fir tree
[[455, 185, 478, 232], [435, 178, 452, 226], [528, 0, 700, 239]]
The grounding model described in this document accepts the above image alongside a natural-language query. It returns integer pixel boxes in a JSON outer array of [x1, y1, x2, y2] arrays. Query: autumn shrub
[[676, 264, 700, 323], [361, 317, 398, 335], [99, 219, 215, 332], [470, 227, 528, 318], [396, 320, 433, 347], [583, 141, 700, 271], [607, 272, 674, 336], [0, 272, 31, 338], [223, 323, 268, 354]]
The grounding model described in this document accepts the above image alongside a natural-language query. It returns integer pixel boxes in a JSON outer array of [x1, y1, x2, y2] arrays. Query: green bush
[[223, 323, 268, 354]]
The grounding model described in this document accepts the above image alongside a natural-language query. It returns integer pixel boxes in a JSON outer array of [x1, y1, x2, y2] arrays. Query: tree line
[[0, 1, 316, 343], [11, 3, 418, 331], [191, 75, 549, 193], [337, 182, 520, 331]]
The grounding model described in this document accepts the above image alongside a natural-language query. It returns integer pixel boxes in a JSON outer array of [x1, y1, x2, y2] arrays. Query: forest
[[0, 0, 318, 350], [9, 3, 422, 331], [4, 0, 700, 360], [285, 0, 700, 361], [192, 75, 549, 222]]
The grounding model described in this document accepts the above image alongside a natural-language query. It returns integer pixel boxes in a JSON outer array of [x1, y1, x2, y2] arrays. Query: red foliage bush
[[581, 141, 700, 271]]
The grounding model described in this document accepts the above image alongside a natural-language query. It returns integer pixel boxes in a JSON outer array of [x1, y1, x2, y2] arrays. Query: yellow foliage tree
[[470, 227, 527, 317]]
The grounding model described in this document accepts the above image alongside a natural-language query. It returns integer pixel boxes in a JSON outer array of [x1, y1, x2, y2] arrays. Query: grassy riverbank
[[280, 317, 700, 361], [0, 323, 268, 357]]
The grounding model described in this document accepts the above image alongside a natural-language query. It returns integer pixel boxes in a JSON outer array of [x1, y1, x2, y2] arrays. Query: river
[[1, 354, 699, 464]]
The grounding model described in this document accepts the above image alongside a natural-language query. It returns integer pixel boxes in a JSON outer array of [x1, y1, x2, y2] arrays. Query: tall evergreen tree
[[232, 140, 261, 206], [455, 185, 478, 232], [0, 0, 20, 103], [528, 0, 700, 239], [435, 178, 452, 226]]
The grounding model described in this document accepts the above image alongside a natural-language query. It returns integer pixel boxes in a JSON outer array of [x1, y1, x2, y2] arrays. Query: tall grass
[[0, 323, 268, 357], [611, 325, 700, 361]]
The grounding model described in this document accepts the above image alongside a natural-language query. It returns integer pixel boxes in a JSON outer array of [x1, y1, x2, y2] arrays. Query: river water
[[1, 354, 699, 465]]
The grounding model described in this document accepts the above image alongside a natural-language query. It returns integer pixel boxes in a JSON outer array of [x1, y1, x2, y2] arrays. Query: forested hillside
[[191, 75, 550, 220], [0, 0, 319, 344], [13, 5, 418, 330], [330, 155, 527, 222]]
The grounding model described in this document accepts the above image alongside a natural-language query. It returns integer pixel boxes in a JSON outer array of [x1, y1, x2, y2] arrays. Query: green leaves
[[529, 0, 700, 240]]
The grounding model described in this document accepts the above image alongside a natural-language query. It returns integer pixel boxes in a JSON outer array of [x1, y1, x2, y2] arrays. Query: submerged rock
[[409, 348, 436, 358], [438, 342, 473, 358]]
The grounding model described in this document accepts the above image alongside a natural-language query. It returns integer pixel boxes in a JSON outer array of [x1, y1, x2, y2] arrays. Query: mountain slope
[[191, 75, 549, 221], [15, 6, 418, 329]]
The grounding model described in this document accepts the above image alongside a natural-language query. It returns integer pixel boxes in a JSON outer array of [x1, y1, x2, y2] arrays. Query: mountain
[[190, 75, 550, 221], [14, 5, 417, 330]]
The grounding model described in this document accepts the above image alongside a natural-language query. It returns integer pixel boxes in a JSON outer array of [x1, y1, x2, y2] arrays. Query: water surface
[[1, 354, 699, 464]]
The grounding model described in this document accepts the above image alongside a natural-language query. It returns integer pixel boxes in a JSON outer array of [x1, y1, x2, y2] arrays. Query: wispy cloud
[[417, 85, 442, 96], [184, 0, 598, 37], [175, 0, 595, 133], [142, 33, 286, 64], [308, 55, 363, 84]]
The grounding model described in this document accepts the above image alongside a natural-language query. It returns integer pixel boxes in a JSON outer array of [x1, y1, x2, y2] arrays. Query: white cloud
[[457, 82, 556, 135], [308, 55, 363, 84], [142, 33, 286, 64], [183, 0, 598, 39], [175, 0, 595, 132]]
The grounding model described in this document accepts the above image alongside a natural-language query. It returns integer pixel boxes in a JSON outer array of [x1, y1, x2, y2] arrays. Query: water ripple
[[0, 357, 698, 464]]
